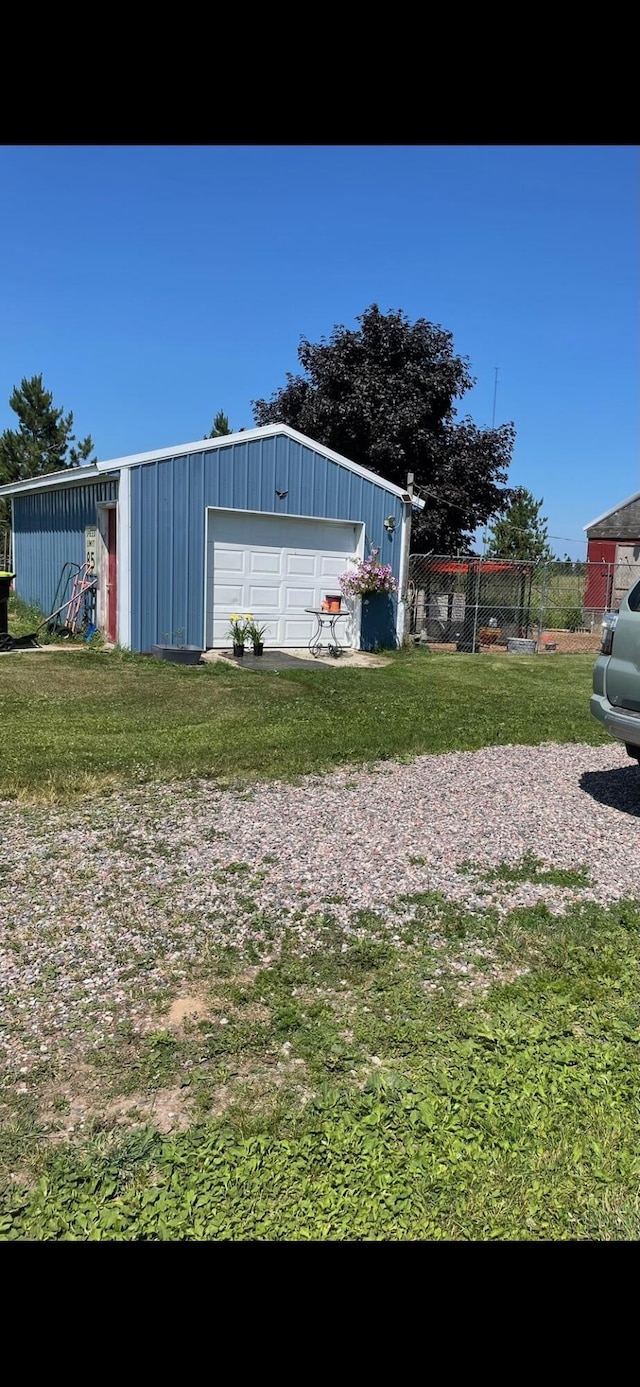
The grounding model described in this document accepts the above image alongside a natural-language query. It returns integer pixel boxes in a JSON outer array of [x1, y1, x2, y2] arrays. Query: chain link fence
[[407, 554, 640, 654]]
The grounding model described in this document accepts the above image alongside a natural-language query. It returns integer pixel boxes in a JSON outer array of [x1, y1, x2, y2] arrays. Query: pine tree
[[207, 410, 232, 439], [485, 487, 553, 561], [0, 374, 96, 526]]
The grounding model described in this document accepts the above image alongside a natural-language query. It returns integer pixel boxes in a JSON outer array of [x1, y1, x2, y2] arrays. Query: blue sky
[[1, 145, 637, 554]]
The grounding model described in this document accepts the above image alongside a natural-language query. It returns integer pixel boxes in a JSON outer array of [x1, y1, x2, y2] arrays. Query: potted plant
[[151, 628, 203, 665], [246, 618, 268, 656], [339, 552, 398, 602], [228, 614, 248, 657], [339, 549, 398, 652]]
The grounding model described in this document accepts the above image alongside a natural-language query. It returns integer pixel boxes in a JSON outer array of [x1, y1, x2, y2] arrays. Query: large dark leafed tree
[[252, 305, 516, 551], [0, 375, 96, 527]]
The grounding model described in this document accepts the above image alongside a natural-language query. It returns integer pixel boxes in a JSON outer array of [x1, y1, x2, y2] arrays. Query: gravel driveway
[[1, 740, 640, 1078]]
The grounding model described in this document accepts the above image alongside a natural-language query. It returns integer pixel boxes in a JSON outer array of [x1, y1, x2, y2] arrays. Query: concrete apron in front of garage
[[201, 648, 391, 672]]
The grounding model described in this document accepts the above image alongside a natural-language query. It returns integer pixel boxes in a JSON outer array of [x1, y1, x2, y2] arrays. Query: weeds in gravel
[[0, 648, 604, 802], [3, 896, 640, 1240], [462, 852, 592, 888], [397, 889, 446, 909]]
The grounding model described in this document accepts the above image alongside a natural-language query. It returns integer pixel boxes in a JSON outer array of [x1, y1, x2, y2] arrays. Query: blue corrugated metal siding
[[12, 480, 118, 616], [130, 436, 403, 651]]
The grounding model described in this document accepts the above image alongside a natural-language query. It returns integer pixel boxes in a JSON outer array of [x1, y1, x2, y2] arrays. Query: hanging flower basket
[[338, 551, 398, 599]]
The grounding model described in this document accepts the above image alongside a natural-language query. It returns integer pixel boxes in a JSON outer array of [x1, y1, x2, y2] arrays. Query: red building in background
[[584, 490, 640, 613]]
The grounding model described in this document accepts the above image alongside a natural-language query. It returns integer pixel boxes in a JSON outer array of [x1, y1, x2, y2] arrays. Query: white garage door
[[205, 509, 361, 648]]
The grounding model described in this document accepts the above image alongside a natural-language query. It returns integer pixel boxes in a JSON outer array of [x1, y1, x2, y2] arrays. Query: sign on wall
[[85, 525, 97, 572]]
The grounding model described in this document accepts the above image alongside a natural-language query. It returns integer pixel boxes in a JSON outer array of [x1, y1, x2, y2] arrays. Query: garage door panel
[[213, 618, 234, 643], [286, 586, 315, 608], [287, 553, 316, 576], [249, 585, 281, 608], [249, 551, 282, 575], [211, 547, 245, 572], [320, 556, 347, 577], [206, 510, 361, 648], [214, 584, 244, 606], [284, 617, 315, 642]]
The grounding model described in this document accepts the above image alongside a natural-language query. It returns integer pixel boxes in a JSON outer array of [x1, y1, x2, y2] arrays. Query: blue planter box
[[360, 593, 398, 652]]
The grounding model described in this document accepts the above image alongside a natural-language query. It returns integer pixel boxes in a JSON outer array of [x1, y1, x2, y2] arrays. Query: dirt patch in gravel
[[164, 987, 270, 1031], [166, 994, 210, 1027], [103, 1088, 193, 1134], [42, 1081, 195, 1140]]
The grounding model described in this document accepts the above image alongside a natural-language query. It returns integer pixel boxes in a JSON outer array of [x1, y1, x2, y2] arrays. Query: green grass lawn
[[0, 645, 605, 801]]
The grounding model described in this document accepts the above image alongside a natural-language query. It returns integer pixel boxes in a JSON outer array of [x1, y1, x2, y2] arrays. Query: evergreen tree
[[207, 410, 232, 439], [485, 487, 553, 561], [0, 374, 95, 525]]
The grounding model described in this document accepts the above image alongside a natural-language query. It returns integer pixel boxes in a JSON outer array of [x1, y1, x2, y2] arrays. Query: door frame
[[202, 506, 366, 650], [96, 503, 117, 641]]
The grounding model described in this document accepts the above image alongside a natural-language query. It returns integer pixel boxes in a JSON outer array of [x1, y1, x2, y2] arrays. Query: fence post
[[537, 562, 548, 653], [471, 560, 481, 654]]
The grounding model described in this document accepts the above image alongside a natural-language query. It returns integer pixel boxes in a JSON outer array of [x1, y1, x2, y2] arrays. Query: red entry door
[[107, 508, 117, 642]]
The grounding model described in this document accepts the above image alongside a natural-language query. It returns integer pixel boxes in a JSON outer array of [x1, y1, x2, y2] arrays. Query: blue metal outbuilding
[[0, 425, 423, 652]]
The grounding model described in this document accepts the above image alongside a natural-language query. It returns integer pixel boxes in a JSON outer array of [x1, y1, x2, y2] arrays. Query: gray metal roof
[[584, 489, 640, 533], [0, 426, 424, 507]]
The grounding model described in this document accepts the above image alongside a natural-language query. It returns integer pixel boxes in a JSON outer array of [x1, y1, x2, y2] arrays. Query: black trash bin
[[0, 571, 15, 638]]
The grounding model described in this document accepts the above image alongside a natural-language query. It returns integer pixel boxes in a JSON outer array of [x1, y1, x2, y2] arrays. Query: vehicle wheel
[[624, 743, 640, 762]]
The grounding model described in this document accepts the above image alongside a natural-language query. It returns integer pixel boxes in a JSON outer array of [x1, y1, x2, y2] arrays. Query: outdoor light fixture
[[384, 515, 396, 532]]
